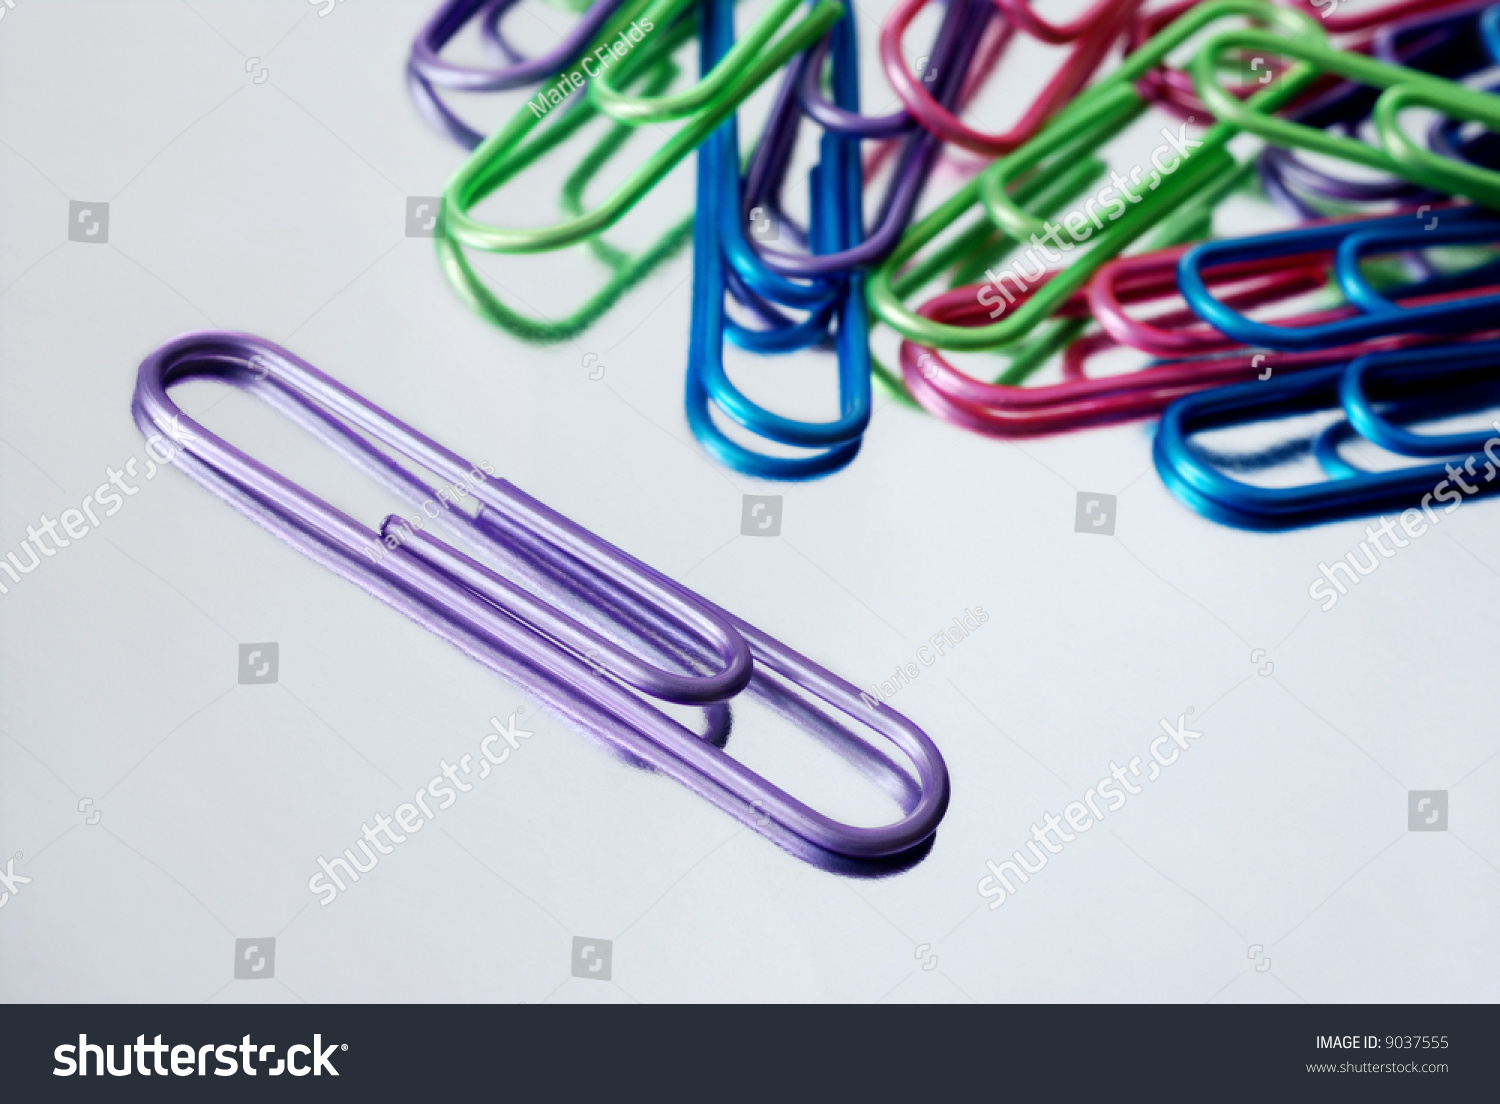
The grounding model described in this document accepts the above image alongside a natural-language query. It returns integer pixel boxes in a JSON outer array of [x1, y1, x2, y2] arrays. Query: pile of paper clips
[[127, 0, 1500, 869], [407, 0, 1500, 523]]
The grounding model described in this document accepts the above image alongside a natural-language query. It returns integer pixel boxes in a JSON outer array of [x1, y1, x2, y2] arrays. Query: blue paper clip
[[684, 0, 870, 479], [684, 0, 983, 478], [1482, 3, 1500, 63], [1178, 207, 1500, 350], [1154, 338, 1500, 529]]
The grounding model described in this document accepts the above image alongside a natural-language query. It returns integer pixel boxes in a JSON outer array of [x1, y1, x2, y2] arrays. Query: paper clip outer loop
[[1153, 340, 1500, 529], [880, 0, 1143, 156], [135, 332, 752, 705], [1192, 27, 1500, 208], [134, 332, 948, 861], [1373, 83, 1500, 207], [1177, 208, 1500, 349], [1340, 342, 1500, 458]]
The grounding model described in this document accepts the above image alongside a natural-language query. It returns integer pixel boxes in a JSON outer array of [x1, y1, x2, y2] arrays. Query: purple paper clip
[[133, 332, 949, 868], [408, 0, 634, 149]]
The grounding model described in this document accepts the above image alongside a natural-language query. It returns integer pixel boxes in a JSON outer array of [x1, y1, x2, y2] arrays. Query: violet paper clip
[[409, 0, 635, 149], [133, 332, 949, 868]]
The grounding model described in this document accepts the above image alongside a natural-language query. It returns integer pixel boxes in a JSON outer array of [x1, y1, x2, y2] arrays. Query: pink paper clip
[[882, 0, 1145, 156]]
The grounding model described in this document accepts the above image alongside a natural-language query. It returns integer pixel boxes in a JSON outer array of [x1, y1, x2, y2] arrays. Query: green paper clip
[[867, 0, 1324, 353], [439, 0, 842, 343]]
